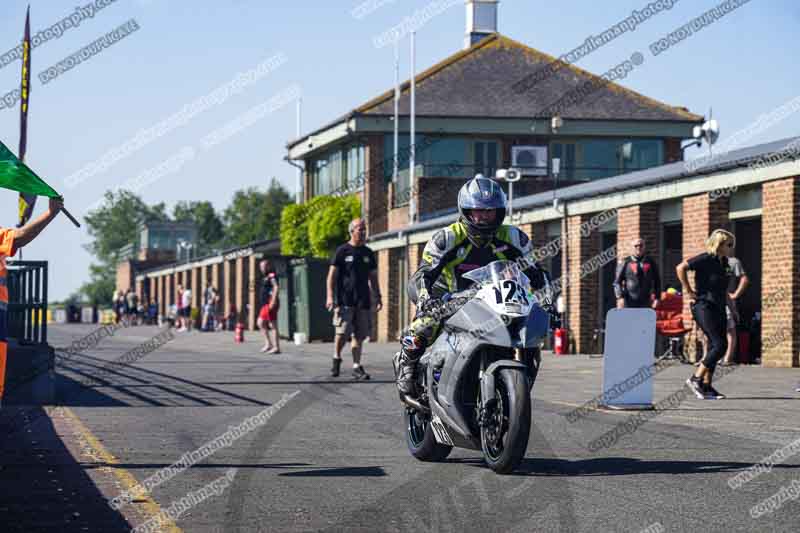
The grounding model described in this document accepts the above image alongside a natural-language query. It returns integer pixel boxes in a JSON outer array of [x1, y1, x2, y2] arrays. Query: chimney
[[465, 0, 498, 49]]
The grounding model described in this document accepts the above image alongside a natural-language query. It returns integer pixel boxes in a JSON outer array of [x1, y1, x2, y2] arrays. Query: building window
[[311, 145, 366, 197], [551, 142, 576, 180], [313, 158, 330, 195], [425, 137, 468, 178], [549, 138, 664, 181], [346, 145, 366, 191], [385, 134, 469, 206], [384, 134, 422, 182], [472, 140, 499, 178], [329, 150, 343, 191]]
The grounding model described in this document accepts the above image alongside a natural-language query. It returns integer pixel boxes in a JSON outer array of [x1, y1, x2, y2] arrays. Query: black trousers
[[691, 301, 728, 371]]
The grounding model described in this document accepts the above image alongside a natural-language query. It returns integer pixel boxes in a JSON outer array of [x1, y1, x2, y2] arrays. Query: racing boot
[[393, 335, 426, 399]]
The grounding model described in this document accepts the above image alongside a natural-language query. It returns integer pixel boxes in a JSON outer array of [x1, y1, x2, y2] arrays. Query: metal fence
[[6, 260, 48, 344]]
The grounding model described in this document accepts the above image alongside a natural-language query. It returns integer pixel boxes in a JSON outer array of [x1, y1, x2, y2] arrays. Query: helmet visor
[[463, 208, 497, 226]]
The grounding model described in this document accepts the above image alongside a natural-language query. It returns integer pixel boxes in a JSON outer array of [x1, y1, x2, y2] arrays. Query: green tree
[[173, 200, 224, 252], [80, 264, 116, 305], [82, 190, 168, 304], [308, 195, 361, 258], [84, 190, 169, 264], [279, 203, 310, 256], [223, 179, 293, 246], [280, 195, 361, 259]]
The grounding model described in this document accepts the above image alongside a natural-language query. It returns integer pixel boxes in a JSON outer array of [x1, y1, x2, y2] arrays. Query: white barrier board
[[602, 308, 657, 408]]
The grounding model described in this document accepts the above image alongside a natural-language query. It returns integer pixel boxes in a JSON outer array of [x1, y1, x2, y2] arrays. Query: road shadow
[[202, 380, 395, 385], [55, 351, 273, 407], [0, 405, 133, 532], [513, 457, 800, 477], [279, 466, 387, 477], [82, 461, 313, 470], [722, 397, 800, 401]]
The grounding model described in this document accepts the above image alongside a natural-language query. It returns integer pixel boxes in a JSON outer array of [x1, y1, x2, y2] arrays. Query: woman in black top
[[676, 229, 735, 400]]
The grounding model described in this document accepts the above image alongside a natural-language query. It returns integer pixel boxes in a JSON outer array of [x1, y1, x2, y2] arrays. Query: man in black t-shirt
[[326, 218, 382, 380], [613, 237, 661, 309]]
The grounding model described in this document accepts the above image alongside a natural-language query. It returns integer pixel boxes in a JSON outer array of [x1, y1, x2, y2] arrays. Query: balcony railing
[[6, 260, 48, 344], [390, 162, 661, 207]]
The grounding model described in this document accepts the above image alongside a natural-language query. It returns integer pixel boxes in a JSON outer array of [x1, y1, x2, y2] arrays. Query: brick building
[[284, 4, 799, 367], [131, 239, 283, 331], [366, 137, 800, 368], [116, 221, 197, 295]]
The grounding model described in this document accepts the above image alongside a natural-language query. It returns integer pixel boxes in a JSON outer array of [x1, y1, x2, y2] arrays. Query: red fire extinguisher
[[554, 328, 568, 355], [235, 321, 245, 343]]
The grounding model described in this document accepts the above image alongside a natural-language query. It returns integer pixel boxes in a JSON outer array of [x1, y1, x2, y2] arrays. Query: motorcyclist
[[394, 175, 550, 400]]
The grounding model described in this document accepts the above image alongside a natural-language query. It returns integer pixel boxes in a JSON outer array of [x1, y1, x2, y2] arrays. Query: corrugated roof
[[368, 135, 800, 241]]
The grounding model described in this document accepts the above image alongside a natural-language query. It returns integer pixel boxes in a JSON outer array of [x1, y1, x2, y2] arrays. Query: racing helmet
[[457, 175, 507, 246]]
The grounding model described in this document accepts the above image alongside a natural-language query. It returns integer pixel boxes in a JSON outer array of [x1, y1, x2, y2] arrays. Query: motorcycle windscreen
[[602, 308, 657, 408]]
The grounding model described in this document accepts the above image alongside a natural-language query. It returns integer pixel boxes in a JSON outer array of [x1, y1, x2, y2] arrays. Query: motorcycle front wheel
[[404, 408, 452, 461], [481, 368, 531, 474]]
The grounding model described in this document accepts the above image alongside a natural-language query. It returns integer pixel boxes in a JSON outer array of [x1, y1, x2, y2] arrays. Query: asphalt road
[[14, 323, 800, 532]]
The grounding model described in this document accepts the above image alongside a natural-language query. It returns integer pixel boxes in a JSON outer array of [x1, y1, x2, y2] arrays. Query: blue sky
[[0, 0, 797, 300]]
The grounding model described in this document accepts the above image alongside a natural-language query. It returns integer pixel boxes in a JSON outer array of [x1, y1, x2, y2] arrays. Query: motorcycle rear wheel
[[404, 408, 452, 461], [481, 368, 531, 474]]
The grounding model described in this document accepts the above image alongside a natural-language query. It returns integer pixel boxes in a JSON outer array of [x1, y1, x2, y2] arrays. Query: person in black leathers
[[613, 237, 661, 309], [393, 176, 550, 401], [676, 229, 736, 400]]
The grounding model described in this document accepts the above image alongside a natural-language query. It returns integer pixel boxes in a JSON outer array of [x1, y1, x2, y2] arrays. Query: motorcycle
[[395, 260, 551, 474]]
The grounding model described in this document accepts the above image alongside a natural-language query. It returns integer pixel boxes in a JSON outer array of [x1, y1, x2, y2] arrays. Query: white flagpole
[[409, 31, 416, 224], [393, 39, 399, 184], [296, 98, 302, 203]]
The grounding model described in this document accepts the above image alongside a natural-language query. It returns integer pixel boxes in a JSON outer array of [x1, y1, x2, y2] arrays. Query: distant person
[[181, 286, 193, 331], [676, 229, 736, 400], [614, 237, 661, 309], [167, 303, 177, 329], [126, 289, 138, 325], [202, 282, 218, 332], [112, 289, 121, 323], [326, 218, 381, 380], [116, 292, 127, 325], [721, 256, 749, 365], [176, 285, 185, 331], [257, 259, 281, 354], [0, 197, 63, 407], [148, 299, 158, 326], [225, 303, 237, 331]]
